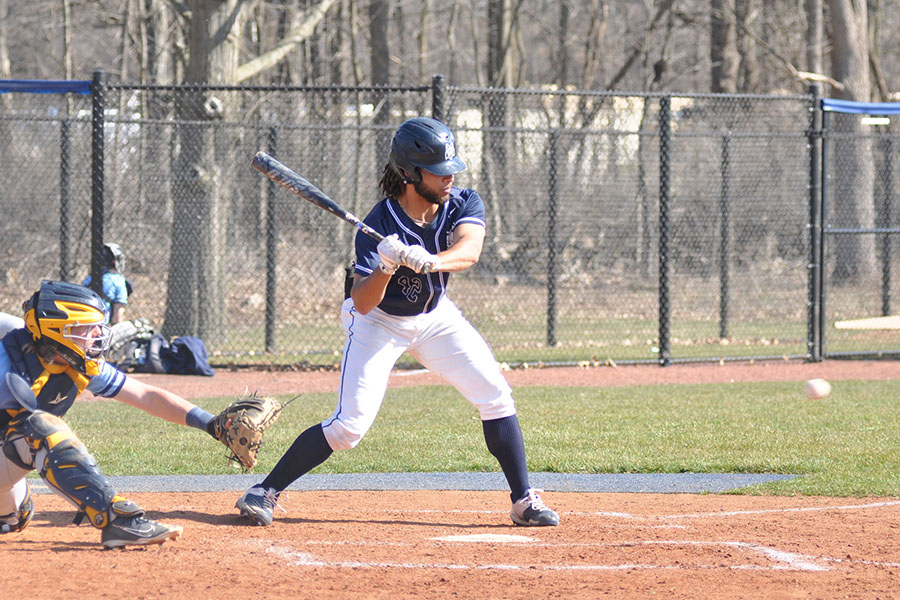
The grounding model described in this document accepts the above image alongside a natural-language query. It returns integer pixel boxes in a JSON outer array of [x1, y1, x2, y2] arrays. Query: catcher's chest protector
[[1, 330, 81, 423]]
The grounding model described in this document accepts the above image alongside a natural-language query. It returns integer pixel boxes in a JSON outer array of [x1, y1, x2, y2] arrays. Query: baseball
[[804, 378, 831, 399]]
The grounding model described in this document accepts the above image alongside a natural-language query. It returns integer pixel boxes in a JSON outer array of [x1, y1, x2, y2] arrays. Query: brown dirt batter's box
[[4, 490, 899, 598]]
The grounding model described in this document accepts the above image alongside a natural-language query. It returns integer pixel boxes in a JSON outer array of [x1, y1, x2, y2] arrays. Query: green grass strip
[[62, 379, 900, 496]]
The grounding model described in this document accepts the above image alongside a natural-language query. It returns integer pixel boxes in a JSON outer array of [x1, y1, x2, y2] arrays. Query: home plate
[[429, 534, 537, 543]]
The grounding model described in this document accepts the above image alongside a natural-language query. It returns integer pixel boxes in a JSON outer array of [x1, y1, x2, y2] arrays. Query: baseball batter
[[237, 117, 559, 527]]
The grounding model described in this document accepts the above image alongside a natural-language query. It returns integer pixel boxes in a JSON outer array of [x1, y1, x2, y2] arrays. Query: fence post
[[59, 119, 72, 281], [807, 84, 823, 361], [718, 132, 731, 339], [89, 69, 106, 297], [657, 96, 672, 366], [547, 128, 560, 347], [879, 135, 893, 316], [432, 74, 445, 122], [265, 126, 279, 353]]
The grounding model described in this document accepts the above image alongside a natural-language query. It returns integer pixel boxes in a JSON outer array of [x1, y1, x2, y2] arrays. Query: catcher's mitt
[[211, 391, 283, 470]]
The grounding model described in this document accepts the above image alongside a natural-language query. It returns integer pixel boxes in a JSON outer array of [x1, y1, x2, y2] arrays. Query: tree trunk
[[164, 0, 245, 343], [483, 0, 515, 250], [734, 0, 759, 91], [369, 0, 391, 172], [805, 0, 823, 76], [711, 0, 739, 92], [418, 0, 430, 83], [0, 0, 11, 110], [61, 0, 74, 116], [828, 0, 875, 285]]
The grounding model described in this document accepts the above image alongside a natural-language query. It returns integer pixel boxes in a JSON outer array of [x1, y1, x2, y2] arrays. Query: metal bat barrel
[[251, 152, 384, 242]]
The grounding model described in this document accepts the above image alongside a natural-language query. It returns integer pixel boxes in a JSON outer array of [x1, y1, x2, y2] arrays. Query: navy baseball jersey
[[354, 187, 486, 316]]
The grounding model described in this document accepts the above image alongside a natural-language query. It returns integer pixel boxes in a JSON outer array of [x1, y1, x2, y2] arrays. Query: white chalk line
[[302, 538, 900, 569], [254, 500, 900, 573], [589, 499, 900, 521], [391, 368, 431, 377], [264, 540, 832, 572]]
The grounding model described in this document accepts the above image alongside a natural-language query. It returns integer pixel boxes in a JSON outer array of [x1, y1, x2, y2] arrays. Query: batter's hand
[[402, 245, 441, 274], [376, 234, 404, 274]]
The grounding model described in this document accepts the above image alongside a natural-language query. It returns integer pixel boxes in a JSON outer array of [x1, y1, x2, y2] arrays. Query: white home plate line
[[262, 539, 834, 572], [429, 534, 537, 543]]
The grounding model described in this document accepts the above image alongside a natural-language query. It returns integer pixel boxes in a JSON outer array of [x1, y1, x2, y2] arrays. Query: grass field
[[64, 379, 900, 497]]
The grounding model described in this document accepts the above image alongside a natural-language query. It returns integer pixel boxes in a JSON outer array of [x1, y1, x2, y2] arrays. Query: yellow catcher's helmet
[[23, 280, 111, 374]]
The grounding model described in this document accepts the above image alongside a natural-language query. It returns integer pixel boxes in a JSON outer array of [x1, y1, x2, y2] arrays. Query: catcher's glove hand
[[211, 391, 283, 471]]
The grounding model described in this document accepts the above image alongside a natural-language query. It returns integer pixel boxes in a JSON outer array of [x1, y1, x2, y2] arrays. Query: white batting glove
[[401, 245, 441, 274], [376, 234, 405, 274]]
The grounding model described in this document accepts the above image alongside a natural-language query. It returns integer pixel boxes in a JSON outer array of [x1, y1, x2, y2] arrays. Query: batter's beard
[[413, 179, 448, 205]]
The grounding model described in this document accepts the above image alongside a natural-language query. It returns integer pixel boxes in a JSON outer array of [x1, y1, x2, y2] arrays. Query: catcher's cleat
[[236, 485, 283, 526], [510, 489, 559, 527], [101, 514, 182, 549], [0, 481, 34, 534]]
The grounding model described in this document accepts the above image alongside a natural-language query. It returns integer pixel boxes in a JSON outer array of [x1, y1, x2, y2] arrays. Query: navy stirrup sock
[[261, 424, 333, 492], [482, 414, 530, 502]]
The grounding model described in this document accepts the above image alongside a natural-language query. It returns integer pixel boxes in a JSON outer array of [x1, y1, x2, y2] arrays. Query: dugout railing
[[1, 74, 897, 367]]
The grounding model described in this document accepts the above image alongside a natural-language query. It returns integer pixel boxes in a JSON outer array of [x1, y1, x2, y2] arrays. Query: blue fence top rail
[[0, 80, 91, 94], [821, 98, 900, 115]]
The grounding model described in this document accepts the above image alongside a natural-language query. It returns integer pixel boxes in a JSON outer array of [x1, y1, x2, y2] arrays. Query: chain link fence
[[821, 100, 900, 358], [3, 75, 889, 367], [440, 88, 813, 365]]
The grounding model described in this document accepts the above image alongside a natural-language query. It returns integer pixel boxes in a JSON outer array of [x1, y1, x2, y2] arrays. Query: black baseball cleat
[[510, 488, 560, 526], [101, 514, 183, 549], [236, 485, 283, 526]]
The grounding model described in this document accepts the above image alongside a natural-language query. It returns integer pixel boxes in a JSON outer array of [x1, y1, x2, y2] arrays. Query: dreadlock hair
[[378, 163, 409, 200]]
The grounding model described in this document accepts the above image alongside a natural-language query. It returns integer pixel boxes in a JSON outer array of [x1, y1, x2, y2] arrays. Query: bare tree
[[481, 0, 518, 248], [735, 0, 759, 91], [581, 0, 608, 89], [369, 0, 392, 173], [828, 0, 876, 284], [235, 0, 336, 83], [867, 0, 889, 101], [0, 0, 10, 80], [711, 0, 739, 92], [140, 0, 174, 85], [805, 0, 823, 76], [604, 0, 673, 90], [163, 0, 247, 342]]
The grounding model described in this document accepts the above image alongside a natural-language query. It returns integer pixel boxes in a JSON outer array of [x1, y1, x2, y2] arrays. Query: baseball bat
[[251, 151, 385, 242]]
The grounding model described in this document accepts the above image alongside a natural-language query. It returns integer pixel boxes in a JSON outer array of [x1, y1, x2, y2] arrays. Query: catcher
[[0, 280, 282, 548]]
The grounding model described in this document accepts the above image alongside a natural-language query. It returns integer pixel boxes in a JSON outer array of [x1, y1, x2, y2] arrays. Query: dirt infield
[[11, 491, 900, 599], [6, 360, 900, 599]]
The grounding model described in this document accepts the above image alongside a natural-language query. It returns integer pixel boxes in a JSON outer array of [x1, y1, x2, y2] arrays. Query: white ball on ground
[[804, 378, 831, 399]]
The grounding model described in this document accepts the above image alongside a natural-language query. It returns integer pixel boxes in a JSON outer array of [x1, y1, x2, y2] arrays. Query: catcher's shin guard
[[0, 479, 34, 533], [10, 411, 121, 528]]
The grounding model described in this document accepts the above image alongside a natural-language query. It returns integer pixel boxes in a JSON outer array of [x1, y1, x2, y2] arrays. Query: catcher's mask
[[103, 242, 125, 273], [388, 117, 466, 184], [23, 280, 112, 374]]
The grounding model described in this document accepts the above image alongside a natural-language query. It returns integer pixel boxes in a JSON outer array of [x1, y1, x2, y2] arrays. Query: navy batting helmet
[[388, 117, 466, 183]]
